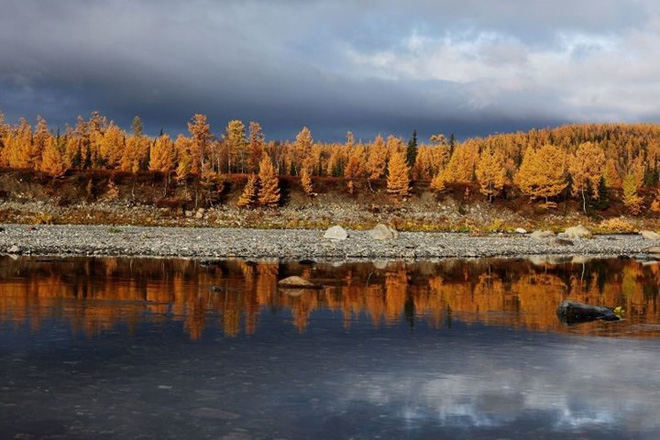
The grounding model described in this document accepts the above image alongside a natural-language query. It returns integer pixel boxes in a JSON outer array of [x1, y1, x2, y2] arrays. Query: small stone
[[640, 230, 660, 240], [7, 245, 21, 254], [185, 210, 194, 217], [324, 225, 348, 241], [515, 228, 527, 234], [645, 246, 660, 254], [563, 225, 592, 239], [368, 224, 399, 240], [530, 230, 555, 239]]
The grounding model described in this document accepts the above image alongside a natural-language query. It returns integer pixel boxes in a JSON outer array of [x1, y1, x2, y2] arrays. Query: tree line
[[1, 110, 659, 213]]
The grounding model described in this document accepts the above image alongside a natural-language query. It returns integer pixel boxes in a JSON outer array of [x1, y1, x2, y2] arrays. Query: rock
[[530, 230, 555, 239], [644, 246, 660, 254], [571, 256, 591, 264], [368, 224, 399, 240], [548, 238, 573, 246], [556, 300, 620, 324], [278, 276, 322, 297], [185, 210, 194, 218], [277, 276, 319, 288], [323, 225, 348, 241], [640, 230, 660, 240], [195, 208, 206, 219], [514, 228, 527, 234], [7, 245, 21, 254], [563, 225, 592, 239]]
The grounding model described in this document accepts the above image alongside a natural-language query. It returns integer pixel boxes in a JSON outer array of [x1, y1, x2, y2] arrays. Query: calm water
[[1, 256, 660, 439]]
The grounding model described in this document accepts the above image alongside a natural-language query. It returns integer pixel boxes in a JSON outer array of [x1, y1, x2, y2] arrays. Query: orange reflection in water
[[0, 256, 659, 339]]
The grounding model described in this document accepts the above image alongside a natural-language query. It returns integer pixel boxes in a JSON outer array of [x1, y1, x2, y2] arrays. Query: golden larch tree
[[174, 135, 193, 180], [476, 147, 506, 202], [295, 126, 313, 174], [6, 118, 33, 169], [99, 123, 126, 169], [121, 135, 149, 173], [247, 122, 265, 173], [258, 156, 280, 206], [344, 145, 365, 180], [225, 120, 247, 173], [149, 134, 176, 173], [367, 134, 388, 179], [300, 167, 314, 195], [386, 150, 411, 196], [237, 174, 259, 208], [187, 114, 211, 174], [31, 115, 53, 169], [515, 145, 567, 203], [441, 142, 479, 184], [40, 135, 68, 176], [622, 173, 644, 215], [569, 142, 606, 213]]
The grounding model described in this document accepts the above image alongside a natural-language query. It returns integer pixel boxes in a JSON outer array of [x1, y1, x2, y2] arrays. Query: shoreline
[[0, 224, 658, 261]]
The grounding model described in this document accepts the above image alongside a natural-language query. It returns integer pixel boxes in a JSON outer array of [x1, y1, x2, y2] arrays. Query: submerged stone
[[556, 300, 620, 325]]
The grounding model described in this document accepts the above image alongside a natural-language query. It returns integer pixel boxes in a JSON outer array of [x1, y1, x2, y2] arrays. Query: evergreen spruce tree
[[406, 129, 417, 167]]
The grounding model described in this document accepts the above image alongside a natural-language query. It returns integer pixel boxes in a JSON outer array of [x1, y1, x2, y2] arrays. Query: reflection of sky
[[2, 308, 660, 438], [332, 329, 660, 437]]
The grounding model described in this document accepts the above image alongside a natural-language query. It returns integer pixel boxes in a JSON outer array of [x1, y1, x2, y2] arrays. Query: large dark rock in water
[[557, 300, 620, 324]]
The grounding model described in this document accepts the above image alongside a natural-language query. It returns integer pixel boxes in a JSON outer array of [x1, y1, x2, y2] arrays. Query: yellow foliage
[[622, 173, 644, 215], [386, 151, 410, 196], [300, 168, 314, 196], [258, 156, 280, 206], [476, 147, 506, 201], [515, 145, 567, 202], [237, 174, 258, 208]]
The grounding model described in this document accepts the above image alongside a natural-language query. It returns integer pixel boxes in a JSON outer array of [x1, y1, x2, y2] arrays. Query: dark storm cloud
[[0, 0, 657, 141]]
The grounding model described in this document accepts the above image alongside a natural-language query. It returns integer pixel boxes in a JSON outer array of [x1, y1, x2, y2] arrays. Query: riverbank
[[1, 224, 658, 260]]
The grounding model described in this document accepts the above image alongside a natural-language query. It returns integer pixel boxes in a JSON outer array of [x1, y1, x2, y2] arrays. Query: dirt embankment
[[0, 168, 657, 234]]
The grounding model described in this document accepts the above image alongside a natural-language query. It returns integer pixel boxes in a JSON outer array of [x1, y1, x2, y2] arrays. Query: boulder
[[368, 224, 399, 240], [7, 245, 20, 254], [195, 208, 206, 219], [514, 228, 528, 234], [324, 225, 348, 241], [557, 300, 620, 324], [640, 230, 660, 240], [563, 225, 592, 239], [277, 276, 319, 288], [530, 230, 555, 239], [278, 276, 322, 297]]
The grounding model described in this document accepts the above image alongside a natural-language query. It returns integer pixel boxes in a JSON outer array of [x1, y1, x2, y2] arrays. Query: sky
[[1, 0, 659, 142]]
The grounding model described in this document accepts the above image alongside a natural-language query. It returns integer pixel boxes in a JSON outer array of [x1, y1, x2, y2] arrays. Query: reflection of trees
[[1, 257, 660, 339]]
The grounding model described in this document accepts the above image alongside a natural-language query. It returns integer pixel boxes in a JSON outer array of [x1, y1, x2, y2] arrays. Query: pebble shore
[[0, 224, 657, 261]]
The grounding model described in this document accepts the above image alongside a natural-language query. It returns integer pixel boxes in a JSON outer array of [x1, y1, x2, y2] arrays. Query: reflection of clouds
[[340, 339, 660, 433]]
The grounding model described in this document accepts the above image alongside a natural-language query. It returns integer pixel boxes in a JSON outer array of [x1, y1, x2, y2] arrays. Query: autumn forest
[[2, 111, 660, 215]]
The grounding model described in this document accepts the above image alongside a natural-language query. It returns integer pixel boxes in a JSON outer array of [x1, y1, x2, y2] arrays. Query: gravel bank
[[0, 224, 658, 261]]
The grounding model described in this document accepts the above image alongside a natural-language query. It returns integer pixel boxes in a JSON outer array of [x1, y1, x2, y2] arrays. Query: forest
[[1, 110, 660, 215]]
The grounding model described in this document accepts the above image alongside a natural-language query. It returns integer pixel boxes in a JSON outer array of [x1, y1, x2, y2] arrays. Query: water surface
[[1, 256, 660, 439]]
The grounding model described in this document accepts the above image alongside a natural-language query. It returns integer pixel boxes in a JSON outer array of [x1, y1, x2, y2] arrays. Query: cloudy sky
[[1, 0, 659, 141]]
